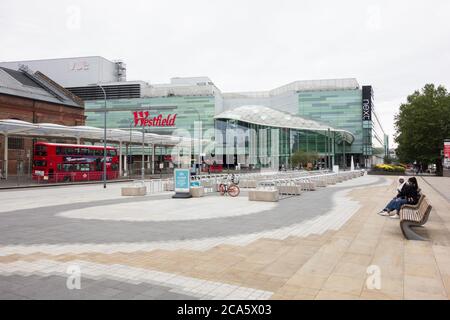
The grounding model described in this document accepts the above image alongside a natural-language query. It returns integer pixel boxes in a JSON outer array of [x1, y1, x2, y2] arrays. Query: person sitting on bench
[[377, 176, 406, 216], [378, 177, 419, 219]]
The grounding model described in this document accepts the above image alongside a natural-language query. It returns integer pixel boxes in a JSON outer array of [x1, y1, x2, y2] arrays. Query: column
[[124, 143, 128, 177], [152, 144, 155, 175], [3, 134, 8, 180], [119, 140, 123, 177], [332, 132, 335, 166]]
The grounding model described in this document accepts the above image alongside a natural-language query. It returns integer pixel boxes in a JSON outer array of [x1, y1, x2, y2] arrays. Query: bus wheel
[[63, 176, 71, 183]]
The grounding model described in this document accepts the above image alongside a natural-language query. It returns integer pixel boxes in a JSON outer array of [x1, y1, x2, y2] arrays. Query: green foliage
[[383, 155, 393, 164], [395, 84, 450, 174], [290, 151, 320, 168]]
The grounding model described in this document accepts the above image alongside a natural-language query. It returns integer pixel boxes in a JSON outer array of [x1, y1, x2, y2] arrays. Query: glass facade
[[213, 119, 341, 169], [85, 95, 216, 136], [297, 89, 363, 155], [82, 79, 387, 170]]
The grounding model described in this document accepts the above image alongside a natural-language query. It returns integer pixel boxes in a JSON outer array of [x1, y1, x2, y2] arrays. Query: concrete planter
[[277, 185, 302, 195], [121, 186, 147, 196], [248, 190, 279, 202], [190, 186, 204, 198]]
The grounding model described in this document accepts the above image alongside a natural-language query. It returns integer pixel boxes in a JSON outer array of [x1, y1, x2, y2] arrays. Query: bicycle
[[218, 175, 240, 197]]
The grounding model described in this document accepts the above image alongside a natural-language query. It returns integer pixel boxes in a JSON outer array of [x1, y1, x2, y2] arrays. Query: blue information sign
[[174, 169, 190, 193]]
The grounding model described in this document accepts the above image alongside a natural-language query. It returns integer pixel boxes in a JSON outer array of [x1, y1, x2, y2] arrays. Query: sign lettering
[[362, 86, 373, 121], [133, 111, 177, 127]]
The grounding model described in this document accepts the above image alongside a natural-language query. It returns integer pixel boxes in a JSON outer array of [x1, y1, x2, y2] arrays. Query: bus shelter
[[0, 119, 193, 180]]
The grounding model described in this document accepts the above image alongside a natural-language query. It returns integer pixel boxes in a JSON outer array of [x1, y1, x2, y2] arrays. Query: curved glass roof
[[215, 105, 354, 144], [0, 119, 193, 146]]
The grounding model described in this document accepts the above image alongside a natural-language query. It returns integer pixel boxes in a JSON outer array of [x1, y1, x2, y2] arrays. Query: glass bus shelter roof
[[0, 119, 191, 146]]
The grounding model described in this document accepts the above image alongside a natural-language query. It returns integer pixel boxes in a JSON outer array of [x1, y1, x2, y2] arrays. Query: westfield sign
[[133, 111, 177, 127]]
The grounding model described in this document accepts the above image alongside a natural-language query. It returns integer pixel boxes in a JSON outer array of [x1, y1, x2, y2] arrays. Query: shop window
[[8, 137, 24, 150]]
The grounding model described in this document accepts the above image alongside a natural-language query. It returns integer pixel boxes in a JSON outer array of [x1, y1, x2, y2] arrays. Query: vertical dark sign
[[362, 85, 372, 121]]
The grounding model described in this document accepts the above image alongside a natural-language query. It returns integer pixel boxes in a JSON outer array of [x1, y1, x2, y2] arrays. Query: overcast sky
[[1, 0, 450, 146]]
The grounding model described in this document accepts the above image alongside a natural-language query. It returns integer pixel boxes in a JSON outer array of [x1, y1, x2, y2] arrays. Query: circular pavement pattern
[[57, 196, 278, 222]]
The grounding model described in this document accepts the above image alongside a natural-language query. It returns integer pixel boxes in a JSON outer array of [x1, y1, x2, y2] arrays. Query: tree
[[383, 155, 393, 165], [290, 151, 320, 169], [394, 84, 450, 176]]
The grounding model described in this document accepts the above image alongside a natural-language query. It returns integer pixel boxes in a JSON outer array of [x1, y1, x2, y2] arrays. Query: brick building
[[0, 67, 84, 176]]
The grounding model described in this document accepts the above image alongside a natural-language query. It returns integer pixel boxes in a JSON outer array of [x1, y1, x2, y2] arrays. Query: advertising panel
[[444, 140, 450, 170], [174, 169, 190, 193]]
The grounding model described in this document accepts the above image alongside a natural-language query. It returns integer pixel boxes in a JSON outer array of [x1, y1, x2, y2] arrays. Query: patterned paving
[[1, 174, 449, 300]]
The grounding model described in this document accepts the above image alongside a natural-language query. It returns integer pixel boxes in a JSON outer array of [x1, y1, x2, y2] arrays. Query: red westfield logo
[[133, 111, 177, 127]]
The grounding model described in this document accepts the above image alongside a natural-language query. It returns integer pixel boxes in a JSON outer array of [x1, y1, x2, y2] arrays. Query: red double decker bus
[[32, 142, 119, 183]]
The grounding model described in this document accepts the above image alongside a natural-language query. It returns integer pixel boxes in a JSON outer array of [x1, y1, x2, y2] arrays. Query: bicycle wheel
[[219, 184, 226, 195], [228, 185, 240, 197]]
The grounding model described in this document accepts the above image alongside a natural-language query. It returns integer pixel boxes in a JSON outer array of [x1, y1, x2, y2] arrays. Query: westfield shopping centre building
[[0, 57, 388, 170]]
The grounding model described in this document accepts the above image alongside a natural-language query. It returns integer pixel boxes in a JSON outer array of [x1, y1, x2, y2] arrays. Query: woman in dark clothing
[[378, 177, 420, 219], [378, 176, 407, 216]]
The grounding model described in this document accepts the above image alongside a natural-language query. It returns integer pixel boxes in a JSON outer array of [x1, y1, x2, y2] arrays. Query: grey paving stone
[[0, 274, 198, 300], [0, 292, 28, 300], [0, 178, 384, 246]]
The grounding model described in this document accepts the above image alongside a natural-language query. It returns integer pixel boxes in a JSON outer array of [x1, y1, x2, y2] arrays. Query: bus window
[[34, 145, 47, 156], [73, 148, 80, 155], [109, 150, 117, 156], [80, 164, 90, 171], [95, 158, 102, 171], [56, 147, 63, 155], [63, 164, 74, 172], [80, 148, 89, 156], [94, 149, 103, 156], [65, 148, 74, 155], [33, 160, 47, 167]]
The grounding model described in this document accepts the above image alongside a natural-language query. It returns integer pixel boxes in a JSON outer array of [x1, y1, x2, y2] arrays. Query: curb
[[0, 179, 134, 190]]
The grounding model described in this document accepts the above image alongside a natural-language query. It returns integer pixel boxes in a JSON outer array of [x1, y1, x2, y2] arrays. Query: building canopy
[[214, 105, 354, 144], [0, 119, 190, 146]]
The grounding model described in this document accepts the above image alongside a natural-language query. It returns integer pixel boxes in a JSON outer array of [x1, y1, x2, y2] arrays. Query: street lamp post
[[98, 85, 107, 189], [142, 124, 145, 180], [192, 108, 202, 175], [129, 119, 134, 176]]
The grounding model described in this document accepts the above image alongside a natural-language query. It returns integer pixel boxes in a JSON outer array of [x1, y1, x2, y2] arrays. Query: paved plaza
[[0, 174, 449, 300]]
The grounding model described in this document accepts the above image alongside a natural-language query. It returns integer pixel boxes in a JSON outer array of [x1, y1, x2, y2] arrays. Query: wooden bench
[[399, 194, 432, 241]]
